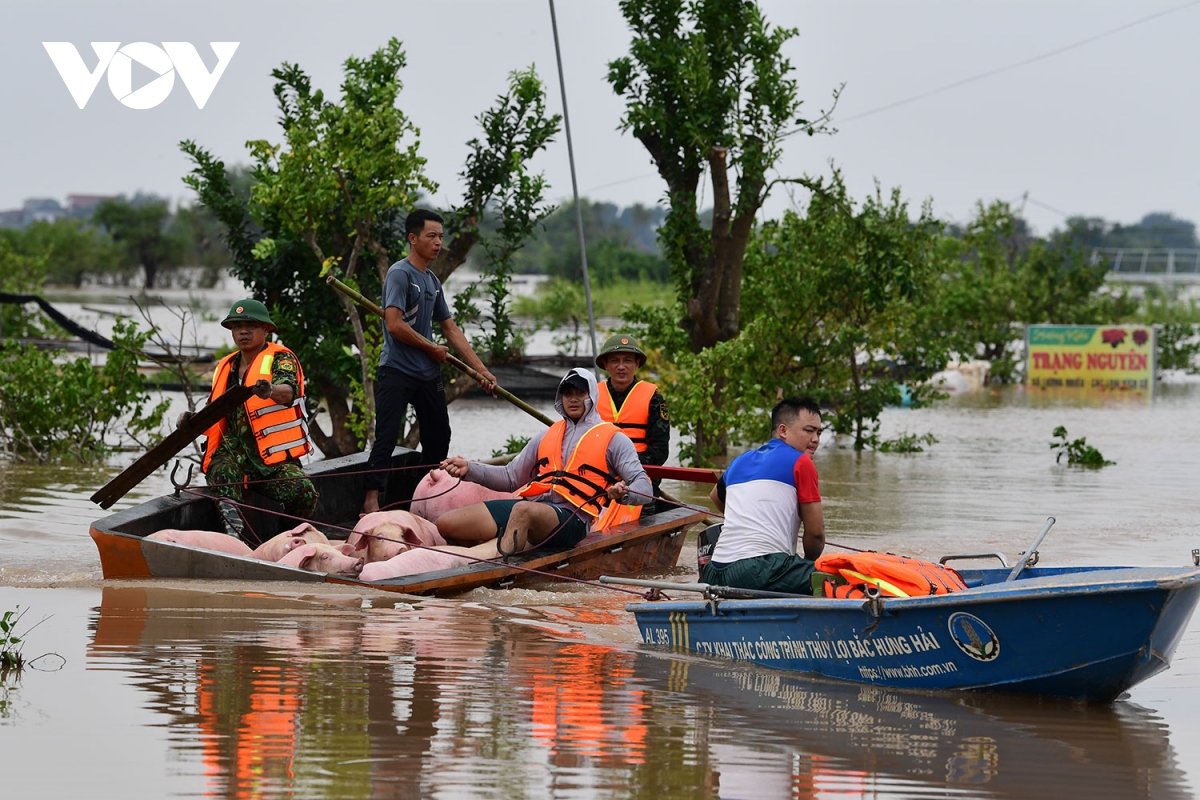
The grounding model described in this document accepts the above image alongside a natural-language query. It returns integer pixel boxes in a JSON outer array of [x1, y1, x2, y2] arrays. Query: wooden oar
[[326, 274, 555, 427], [90, 385, 254, 509]]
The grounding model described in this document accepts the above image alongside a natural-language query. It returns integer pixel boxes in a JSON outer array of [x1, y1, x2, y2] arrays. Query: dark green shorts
[[700, 552, 817, 595], [483, 499, 588, 552]]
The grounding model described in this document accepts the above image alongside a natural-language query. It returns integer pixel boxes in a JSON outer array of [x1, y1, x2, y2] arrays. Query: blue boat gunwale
[[626, 564, 1200, 614]]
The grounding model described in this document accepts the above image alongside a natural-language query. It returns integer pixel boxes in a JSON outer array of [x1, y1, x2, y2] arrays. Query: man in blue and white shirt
[[362, 209, 498, 515], [701, 396, 826, 594]]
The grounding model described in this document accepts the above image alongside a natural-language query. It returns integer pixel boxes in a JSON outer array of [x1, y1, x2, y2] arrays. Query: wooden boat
[[613, 559, 1200, 702], [89, 447, 707, 596]]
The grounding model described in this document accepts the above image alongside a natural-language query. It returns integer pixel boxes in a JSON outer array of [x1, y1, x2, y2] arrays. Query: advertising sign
[[1025, 324, 1155, 392]]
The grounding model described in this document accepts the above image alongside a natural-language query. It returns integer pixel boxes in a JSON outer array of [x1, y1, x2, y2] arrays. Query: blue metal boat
[[614, 563, 1200, 702]]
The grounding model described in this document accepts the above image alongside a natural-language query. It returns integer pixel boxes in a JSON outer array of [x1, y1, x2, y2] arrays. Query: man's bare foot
[[360, 490, 381, 518]]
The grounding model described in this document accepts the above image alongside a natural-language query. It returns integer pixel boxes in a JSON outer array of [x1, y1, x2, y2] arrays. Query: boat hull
[[629, 565, 1200, 702], [90, 448, 706, 596]]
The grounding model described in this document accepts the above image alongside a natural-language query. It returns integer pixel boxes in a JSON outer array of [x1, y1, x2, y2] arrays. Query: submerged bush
[[878, 431, 939, 453], [0, 317, 170, 461], [1050, 425, 1115, 468], [0, 606, 26, 673]]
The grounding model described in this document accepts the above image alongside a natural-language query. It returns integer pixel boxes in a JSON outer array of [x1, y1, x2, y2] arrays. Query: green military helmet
[[221, 298, 276, 332], [596, 333, 646, 369]]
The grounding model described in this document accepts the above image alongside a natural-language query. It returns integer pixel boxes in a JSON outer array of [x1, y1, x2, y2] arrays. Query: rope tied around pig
[[177, 467, 867, 596], [174, 484, 659, 597]]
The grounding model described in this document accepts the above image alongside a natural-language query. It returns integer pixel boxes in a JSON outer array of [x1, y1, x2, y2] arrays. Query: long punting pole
[[326, 275, 554, 427], [548, 0, 600, 372]]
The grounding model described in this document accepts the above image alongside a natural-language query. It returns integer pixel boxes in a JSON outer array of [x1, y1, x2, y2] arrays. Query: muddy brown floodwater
[[2, 384, 1200, 799]]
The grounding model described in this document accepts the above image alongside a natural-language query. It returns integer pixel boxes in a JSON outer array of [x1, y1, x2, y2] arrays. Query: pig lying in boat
[[409, 468, 516, 523], [277, 542, 364, 576], [348, 510, 446, 562], [146, 522, 329, 561], [359, 522, 523, 581]]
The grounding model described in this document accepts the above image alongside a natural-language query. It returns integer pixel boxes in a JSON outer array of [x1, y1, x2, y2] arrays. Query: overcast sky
[[4, 0, 1198, 237]]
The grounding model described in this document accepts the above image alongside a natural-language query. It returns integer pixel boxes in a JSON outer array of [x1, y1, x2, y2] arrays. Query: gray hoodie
[[463, 368, 652, 526]]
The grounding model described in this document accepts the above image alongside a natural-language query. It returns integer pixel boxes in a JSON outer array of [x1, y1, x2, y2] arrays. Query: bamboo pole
[[325, 274, 555, 427]]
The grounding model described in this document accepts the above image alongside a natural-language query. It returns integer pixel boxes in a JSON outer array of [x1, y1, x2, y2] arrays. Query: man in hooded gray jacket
[[437, 368, 652, 555]]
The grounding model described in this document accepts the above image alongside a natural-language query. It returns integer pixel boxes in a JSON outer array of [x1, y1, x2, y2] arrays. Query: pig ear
[[336, 542, 358, 556], [291, 543, 318, 566]]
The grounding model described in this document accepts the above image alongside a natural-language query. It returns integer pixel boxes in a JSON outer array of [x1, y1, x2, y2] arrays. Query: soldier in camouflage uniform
[[195, 299, 319, 540], [595, 333, 670, 513]]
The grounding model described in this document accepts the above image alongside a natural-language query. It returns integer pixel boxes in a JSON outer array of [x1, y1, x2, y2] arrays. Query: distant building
[[22, 198, 65, 225], [0, 194, 114, 228], [66, 194, 112, 219]]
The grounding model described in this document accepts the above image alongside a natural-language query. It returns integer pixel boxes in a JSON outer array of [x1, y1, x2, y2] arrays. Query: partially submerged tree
[[658, 174, 950, 456], [937, 202, 1135, 382], [92, 195, 186, 289], [608, 0, 838, 457], [183, 41, 558, 457]]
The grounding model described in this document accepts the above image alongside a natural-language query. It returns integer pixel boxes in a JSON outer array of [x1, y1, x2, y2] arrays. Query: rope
[[178, 486, 650, 597]]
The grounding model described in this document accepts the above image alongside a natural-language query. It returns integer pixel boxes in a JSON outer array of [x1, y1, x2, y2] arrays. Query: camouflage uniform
[[207, 348, 318, 538]]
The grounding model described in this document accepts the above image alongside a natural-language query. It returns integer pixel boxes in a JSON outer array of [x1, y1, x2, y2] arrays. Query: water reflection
[[84, 586, 1190, 800]]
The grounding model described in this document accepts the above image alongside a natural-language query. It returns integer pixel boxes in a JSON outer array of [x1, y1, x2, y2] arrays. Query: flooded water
[[4, 368, 1200, 796]]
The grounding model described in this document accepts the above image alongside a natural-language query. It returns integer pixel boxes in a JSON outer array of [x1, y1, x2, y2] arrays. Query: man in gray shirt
[[362, 208, 497, 515]]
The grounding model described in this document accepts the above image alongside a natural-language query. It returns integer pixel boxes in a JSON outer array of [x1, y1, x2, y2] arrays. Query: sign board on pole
[[1025, 325, 1155, 392]]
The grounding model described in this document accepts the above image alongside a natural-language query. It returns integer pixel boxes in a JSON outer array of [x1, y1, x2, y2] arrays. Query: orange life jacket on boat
[[517, 420, 642, 531], [815, 552, 967, 599], [597, 380, 657, 454], [202, 343, 311, 472]]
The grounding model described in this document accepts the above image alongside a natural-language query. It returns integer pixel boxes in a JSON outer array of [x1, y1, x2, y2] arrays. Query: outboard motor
[[696, 523, 723, 572]]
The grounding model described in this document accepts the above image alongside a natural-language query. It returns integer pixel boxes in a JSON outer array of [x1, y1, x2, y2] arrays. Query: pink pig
[[349, 510, 445, 561], [409, 469, 516, 523], [360, 538, 515, 581], [146, 529, 253, 556], [277, 543, 365, 576], [250, 523, 330, 562]]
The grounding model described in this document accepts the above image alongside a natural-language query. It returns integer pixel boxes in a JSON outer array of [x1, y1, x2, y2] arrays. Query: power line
[[841, 0, 1200, 123], [584, 2, 1200, 196]]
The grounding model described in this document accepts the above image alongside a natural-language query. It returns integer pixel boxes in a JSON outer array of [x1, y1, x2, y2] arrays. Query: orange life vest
[[597, 380, 657, 453], [815, 552, 967, 599], [517, 420, 642, 531], [202, 342, 311, 472]]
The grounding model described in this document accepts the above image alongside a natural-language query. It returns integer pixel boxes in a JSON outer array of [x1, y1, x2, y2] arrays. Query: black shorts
[[483, 499, 588, 552]]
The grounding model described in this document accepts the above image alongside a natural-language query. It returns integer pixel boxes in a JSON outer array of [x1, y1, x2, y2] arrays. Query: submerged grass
[[1, 606, 27, 673]]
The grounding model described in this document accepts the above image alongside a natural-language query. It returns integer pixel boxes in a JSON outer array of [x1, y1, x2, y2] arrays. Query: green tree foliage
[[183, 43, 558, 458], [508, 200, 669, 284], [438, 66, 561, 364], [1063, 212, 1198, 251], [935, 202, 1136, 382], [0, 317, 169, 461], [608, 0, 836, 457], [635, 174, 949, 459], [92, 195, 187, 289], [0, 238, 49, 338], [2, 218, 123, 287]]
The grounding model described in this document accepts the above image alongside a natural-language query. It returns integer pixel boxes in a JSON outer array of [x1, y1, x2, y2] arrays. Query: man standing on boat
[[361, 208, 498, 516], [436, 368, 652, 556], [194, 299, 318, 540], [700, 396, 825, 594], [595, 333, 670, 512]]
